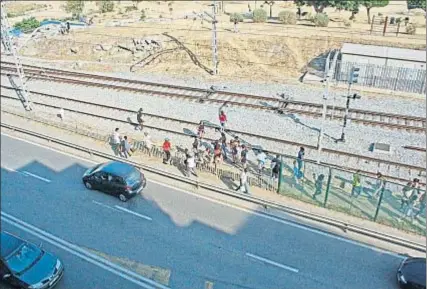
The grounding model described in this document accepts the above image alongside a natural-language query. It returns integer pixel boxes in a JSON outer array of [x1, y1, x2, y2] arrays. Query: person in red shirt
[[162, 138, 172, 165], [219, 110, 227, 132]]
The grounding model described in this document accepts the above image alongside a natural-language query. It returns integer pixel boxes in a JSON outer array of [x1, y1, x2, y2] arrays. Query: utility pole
[[337, 67, 361, 143], [0, 1, 32, 111], [316, 76, 329, 164], [212, 0, 218, 75], [205, 1, 219, 75]]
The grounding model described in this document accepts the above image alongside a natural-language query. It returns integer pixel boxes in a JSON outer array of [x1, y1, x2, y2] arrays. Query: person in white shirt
[[257, 151, 266, 174], [143, 132, 152, 156], [186, 152, 197, 177], [235, 168, 250, 194], [111, 128, 121, 156]]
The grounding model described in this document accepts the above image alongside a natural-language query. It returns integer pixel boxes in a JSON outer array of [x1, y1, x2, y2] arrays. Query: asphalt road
[[0, 133, 405, 289]]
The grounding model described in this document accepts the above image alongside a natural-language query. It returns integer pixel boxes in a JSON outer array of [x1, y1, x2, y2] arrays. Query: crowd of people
[[108, 106, 426, 217]]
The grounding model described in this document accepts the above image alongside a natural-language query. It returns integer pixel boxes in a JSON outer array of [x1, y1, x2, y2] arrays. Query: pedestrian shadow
[[183, 128, 197, 137], [220, 174, 237, 191], [126, 117, 138, 130]]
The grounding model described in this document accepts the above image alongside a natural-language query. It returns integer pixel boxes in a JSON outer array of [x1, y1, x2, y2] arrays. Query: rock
[[101, 44, 112, 51], [70, 47, 78, 54]]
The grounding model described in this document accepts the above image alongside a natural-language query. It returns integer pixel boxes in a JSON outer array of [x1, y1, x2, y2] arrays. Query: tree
[[98, 0, 115, 13], [132, 0, 143, 8], [63, 0, 85, 18], [264, 1, 275, 18], [361, 0, 389, 24], [407, 0, 426, 11], [293, 0, 338, 13]]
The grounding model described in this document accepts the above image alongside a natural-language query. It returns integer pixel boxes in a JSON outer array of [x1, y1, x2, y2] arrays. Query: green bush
[[124, 6, 137, 12], [229, 13, 244, 23], [252, 8, 267, 23], [13, 17, 41, 32], [313, 13, 329, 27], [140, 10, 146, 21], [99, 0, 114, 13], [278, 10, 296, 25], [406, 23, 417, 35]]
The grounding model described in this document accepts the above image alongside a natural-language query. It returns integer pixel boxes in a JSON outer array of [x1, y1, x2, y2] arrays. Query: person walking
[[372, 172, 386, 199], [121, 136, 132, 158], [233, 18, 238, 33], [414, 191, 426, 219], [292, 160, 303, 187], [111, 127, 121, 156], [297, 147, 305, 171], [257, 150, 266, 175], [143, 132, 152, 157], [66, 21, 70, 33], [219, 132, 228, 160], [197, 121, 205, 139], [136, 108, 144, 131], [400, 179, 417, 211], [219, 110, 227, 132], [351, 170, 362, 198], [235, 168, 250, 194], [312, 173, 325, 199], [231, 136, 240, 163], [240, 144, 248, 168], [162, 137, 172, 165], [186, 152, 198, 177], [271, 154, 281, 180]]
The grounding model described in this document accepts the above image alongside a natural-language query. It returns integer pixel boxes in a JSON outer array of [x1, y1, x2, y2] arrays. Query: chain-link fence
[[333, 60, 426, 95], [277, 155, 426, 236]]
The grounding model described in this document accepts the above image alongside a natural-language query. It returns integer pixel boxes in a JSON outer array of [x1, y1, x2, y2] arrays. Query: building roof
[[341, 43, 426, 62]]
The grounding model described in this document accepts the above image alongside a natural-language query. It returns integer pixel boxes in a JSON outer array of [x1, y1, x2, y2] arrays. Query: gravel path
[[2, 74, 425, 177]]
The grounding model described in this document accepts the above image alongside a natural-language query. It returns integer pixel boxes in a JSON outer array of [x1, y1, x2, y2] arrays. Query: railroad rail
[[1, 61, 425, 133], [1, 85, 425, 184]]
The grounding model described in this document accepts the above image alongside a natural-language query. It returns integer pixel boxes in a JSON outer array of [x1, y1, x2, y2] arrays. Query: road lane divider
[[92, 200, 121, 212], [21, 170, 51, 183], [246, 253, 299, 273], [2, 165, 51, 183], [1, 211, 169, 289], [114, 205, 153, 221]]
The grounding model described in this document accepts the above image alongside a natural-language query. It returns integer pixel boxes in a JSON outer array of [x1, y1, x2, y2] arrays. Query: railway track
[[1, 85, 425, 184], [1, 61, 425, 133]]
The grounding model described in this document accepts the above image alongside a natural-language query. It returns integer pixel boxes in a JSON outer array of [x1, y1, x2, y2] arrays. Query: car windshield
[[126, 169, 141, 186], [5, 243, 43, 275]]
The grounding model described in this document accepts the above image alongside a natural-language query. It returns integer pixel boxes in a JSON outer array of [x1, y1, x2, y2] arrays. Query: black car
[[397, 257, 426, 289], [0, 231, 64, 289], [82, 161, 147, 202]]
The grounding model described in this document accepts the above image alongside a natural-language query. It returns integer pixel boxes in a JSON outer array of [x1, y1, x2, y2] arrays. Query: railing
[[1, 120, 425, 251]]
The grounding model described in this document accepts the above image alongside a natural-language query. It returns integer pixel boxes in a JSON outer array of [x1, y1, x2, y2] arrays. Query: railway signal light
[[349, 67, 360, 84]]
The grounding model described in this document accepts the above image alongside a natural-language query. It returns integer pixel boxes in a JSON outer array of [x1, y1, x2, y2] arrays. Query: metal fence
[[277, 154, 426, 236], [333, 60, 426, 95]]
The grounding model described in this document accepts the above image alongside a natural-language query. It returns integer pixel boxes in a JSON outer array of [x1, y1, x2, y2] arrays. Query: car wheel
[[119, 194, 127, 202], [85, 181, 92, 190]]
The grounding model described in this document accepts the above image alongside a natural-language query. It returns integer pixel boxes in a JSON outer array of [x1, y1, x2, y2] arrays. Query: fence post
[[323, 167, 332, 207], [277, 155, 283, 194], [383, 16, 388, 36], [374, 183, 386, 221], [370, 15, 375, 34]]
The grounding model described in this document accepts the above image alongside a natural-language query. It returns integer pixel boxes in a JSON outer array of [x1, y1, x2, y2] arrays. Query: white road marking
[[246, 253, 299, 273], [92, 200, 120, 212], [114, 205, 152, 221], [2, 166, 18, 172], [0, 133, 409, 258], [1, 211, 170, 289], [21, 170, 51, 183]]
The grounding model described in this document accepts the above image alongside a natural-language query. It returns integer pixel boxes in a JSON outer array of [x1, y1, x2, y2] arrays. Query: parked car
[[0, 231, 64, 289], [82, 161, 147, 202], [397, 257, 426, 289]]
